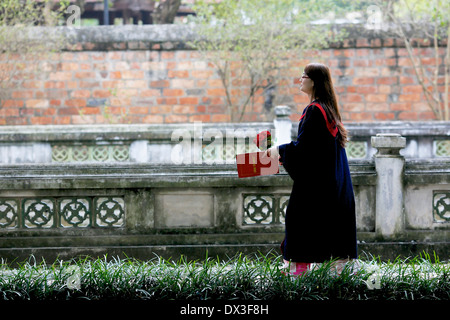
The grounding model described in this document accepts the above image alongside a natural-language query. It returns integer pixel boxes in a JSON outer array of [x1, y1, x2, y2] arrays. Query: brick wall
[[0, 25, 447, 125]]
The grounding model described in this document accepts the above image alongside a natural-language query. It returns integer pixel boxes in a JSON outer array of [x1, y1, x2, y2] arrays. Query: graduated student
[[265, 63, 358, 276]]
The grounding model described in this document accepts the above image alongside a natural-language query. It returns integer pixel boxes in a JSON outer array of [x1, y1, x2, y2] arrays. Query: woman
[[266, 63, 357, 275]]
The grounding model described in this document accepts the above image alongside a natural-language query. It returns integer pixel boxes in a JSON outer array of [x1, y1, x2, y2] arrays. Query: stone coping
[[0, 121, 448, 142]]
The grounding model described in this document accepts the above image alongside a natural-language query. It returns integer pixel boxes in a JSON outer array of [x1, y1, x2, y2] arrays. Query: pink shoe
[[282, 260, 310, 276]]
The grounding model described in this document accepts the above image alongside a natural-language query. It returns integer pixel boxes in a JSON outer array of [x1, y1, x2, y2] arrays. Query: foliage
[[0, 252, 448, 301], [189, 0, 351, 122], [367, 0, 450, 120], [0, 0, 69, 102]]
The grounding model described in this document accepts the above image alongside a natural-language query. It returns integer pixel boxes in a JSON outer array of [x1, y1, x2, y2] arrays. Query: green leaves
[[190, 0, 346, 122], [0, 252, 448, 301]]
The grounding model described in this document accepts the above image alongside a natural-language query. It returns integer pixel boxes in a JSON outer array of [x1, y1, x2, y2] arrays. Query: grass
[[0, 251, 448, 301]]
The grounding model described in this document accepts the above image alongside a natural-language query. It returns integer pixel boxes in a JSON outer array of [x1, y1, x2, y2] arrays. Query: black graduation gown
[[278, 101, 357, 262]]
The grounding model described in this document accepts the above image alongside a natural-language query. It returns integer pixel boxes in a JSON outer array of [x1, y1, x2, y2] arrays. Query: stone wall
[[1, 24, 448, 126], [0, 120, 448, 262]]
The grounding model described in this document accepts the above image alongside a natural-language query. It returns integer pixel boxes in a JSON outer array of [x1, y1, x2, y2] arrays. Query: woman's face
[[299, 72, 313, 95]]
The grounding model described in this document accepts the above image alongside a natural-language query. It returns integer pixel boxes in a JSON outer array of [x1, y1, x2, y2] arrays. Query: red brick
[[1, 100, 23, 108], [161, 52, 175, 60], [189, 114, 211, 122], [398, 58, 413, 67], [168, 70, 189, 78], [391, 103, 411, 111], [378, 85, 391, 94], [171, 79, 195, 89], [366, 94, 387, 103], [179, 97, 199, 105], [109, 71, 122, 79], [196, 105, 206, 113], [342, 103, 364, 112], [151, 80, 170, 88], [151, 105, 172, 114], [45, 81, 65, 89], [22, 80, 43, 89], [61, 62, 79, 71], [65, 99, 86, 107], [141, 89, 161, 97], [207, 79, 223, 88], [124, 80, 148, 89], [376, 77, 397, 85], [80, 107, 101, 115], [349, 112, 373, 121], [191, 70, 214, 79], [3, 118, 21, 125], [400, 76, 415, 84], [163, 89, 184, 97], [173, 105, 195, 114], [355, 86, 376, 94], [71, 90, 91, 98], [398, 111, 418, 120], [399, 93, 421, 102], [165, 114, 188, 123], [44, 108, 56, 116], [26, 99, 49, 108], [0, 108, 19, 117], [352, 77, 375, 85], [356, 39, 370, 47], [211, 114, 230, 122], [12, 91, 33, 99], [157, 98, 178, 105], [342, 94, 363, 103], [59, 107, 80, 115], [75, 71, 95, 79], [353, 59, 372, 68], [207, 88, 226, 97], [102, 81, 120, 89], [54, 116, 71, 125], [31, 117, 53, 125], [419, 111, 437, 120], [122, 70, 144, 79], [411, 102, 429, 112], [167, 61, 177, 70], [402, 85, 422, 94], [129, 106, 149, 114], [49, 72, 72, 81], [93, 90, 111, 98]]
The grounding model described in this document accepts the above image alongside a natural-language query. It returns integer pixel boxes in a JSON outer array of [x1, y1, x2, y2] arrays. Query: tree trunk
[[151, 0, 181, 24]]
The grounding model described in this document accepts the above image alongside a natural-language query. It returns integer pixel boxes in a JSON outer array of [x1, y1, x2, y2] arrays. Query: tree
[[190, 0, 348, 122], [371, 0, 450, 120], [152, 0, 182, 24], [0, 0, 69, 103]]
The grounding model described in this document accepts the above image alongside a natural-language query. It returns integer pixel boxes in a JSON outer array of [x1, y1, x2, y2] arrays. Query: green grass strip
[[0, 251, 448, 301]]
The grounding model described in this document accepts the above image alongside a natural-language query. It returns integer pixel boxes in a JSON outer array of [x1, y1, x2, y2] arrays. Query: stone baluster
[[371, 133, 407, 239], [273, 105, 292, 146]]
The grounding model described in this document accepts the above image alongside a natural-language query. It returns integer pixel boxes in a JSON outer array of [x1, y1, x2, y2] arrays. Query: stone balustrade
[[0, 111, 449, 261]]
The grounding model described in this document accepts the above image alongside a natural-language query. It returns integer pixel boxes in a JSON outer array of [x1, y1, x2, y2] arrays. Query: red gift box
[[236, 151, 279, 178]]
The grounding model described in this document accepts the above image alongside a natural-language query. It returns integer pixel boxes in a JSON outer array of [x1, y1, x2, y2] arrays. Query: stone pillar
[[273, 105, 292, 146], [371, 133, 406, 239]]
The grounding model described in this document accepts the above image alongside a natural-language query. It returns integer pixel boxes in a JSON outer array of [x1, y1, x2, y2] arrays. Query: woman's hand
[[264, 146, 283, 166], [264, 146, 279, 159]]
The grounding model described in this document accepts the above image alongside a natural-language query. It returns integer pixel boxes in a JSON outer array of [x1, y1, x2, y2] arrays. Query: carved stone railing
[[0, 114, 449, 261], [0, 154, 448, 262]]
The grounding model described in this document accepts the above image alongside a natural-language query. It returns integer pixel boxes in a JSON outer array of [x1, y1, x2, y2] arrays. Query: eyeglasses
[[294, 74, 309, 84]]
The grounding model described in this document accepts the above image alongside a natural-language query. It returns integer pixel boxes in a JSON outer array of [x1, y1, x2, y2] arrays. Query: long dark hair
[[304, 63, 348, 147]]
